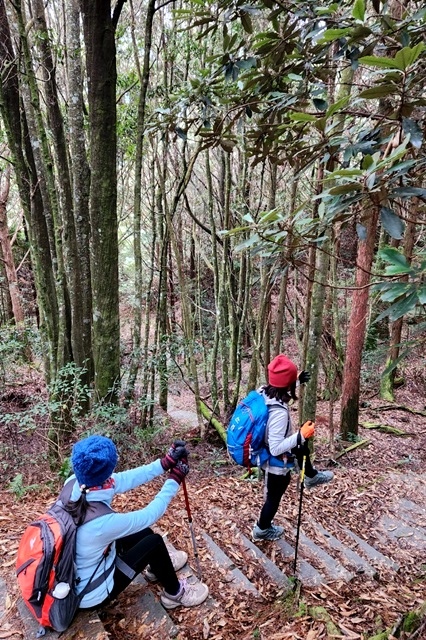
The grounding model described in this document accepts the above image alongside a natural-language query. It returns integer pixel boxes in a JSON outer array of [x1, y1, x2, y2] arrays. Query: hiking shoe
[[145, 549, 188, 582], [252, 523, 284, 542], [161, 578, 209, 609], [304, 470, 334, 490]]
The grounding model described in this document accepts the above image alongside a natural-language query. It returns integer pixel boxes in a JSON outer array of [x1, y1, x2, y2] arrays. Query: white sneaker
[[161, 578, 209, 609], [145, 548, 188, 582]]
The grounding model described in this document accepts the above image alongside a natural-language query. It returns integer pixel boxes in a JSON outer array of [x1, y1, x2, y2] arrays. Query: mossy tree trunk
[[81, 0, 121, 403], [0, 167, 25, 327], [65, 0, 94, 388], [125, 0, 157, 405]]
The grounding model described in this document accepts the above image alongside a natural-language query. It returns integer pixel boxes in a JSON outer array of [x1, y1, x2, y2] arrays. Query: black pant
[[257, 442, 316, 530], [98, 528, 180, 605]]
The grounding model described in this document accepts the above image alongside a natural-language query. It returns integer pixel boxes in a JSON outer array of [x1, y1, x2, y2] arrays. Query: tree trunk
[[0, 1, 60, 386], [125, 0, 156, 403], [81, 0, 121, 402], [0, 168, 25, 326], [65, 0, 94, 386], [340, 198, 381, 439]]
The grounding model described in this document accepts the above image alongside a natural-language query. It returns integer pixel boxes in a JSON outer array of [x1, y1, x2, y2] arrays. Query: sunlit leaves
[[359, 44, 425, 71], [352, 0, 365, 22]]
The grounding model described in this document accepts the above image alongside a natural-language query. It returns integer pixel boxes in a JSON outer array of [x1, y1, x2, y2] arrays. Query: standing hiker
[[66, 435, 209, 609], [252, 354, 334, 542]]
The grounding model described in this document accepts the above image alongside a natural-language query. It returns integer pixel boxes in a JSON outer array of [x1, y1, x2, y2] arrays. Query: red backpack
[[16, 481, 113, 636]]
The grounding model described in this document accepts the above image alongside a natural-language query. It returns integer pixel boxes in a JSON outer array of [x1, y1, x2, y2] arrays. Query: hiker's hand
[[298, 371, 311, 384], [161, 440, 189, 471], [300, 420, 315, 439], [169, 459, 190, 485]]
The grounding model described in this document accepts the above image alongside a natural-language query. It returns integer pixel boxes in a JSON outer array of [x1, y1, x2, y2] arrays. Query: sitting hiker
[[67, 434, 209, 609], [252, 354, 334, 542]]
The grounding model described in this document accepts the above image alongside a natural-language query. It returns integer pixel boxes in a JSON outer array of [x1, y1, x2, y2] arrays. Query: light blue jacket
[[66, 459, 179, 607]]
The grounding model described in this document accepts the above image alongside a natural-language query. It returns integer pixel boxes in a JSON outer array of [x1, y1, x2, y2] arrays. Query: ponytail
[[64, 485, 90, 525]]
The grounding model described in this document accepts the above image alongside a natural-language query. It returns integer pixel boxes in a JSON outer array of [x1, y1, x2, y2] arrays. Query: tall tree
[[80, 0, 122, 402]]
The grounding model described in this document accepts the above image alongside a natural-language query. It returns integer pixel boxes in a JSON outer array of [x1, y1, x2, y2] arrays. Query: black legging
[[258, 442, 316, 530], [97, 528, 180, 605]]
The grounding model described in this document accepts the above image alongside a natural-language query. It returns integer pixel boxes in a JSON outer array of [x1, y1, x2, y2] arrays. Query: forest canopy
[[0, 0, 425, 462]]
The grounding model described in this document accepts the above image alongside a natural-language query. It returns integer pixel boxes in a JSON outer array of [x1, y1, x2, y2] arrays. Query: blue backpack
[[227, 390, 270, 468]]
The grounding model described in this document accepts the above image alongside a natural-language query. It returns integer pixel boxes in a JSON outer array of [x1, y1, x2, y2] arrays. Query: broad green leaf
[[352, 0, 365, 21], [329, 183, 362, 195], [383, 264, 414, 276], [393, 187, 426, 198], [361, 155, 374, 170], [326, 96, 350, 118], [359, 55, 400, 69], [381, 349, 409, 378], [380, 283, 411, 302], [374, 291, 418, 323], [394, 44, 425, 71], [418, 284, 426, 305], [359, 84, 398, 99], [313, 98, 328, 111], [319, 28, 351, 42], [389, 291, 419, 321], [240, 12, 253, 34], [234, 233, 260, 252], [242, 211, 255, 223], [260, 209, 281, 223], [288, 112, 317, 122], [328, 169, 363, 178], [380, 207, 405, 240], [386, 159, 417, 174], [402, 117, 423, 149], [315, 4, 339, 15], [236, 57, 257, 69], [379, 247, 410, 268]]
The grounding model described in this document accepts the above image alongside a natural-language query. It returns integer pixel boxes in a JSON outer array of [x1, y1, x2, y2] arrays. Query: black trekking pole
[[293, 454, 306, 575], [182, 479, 203, 581]]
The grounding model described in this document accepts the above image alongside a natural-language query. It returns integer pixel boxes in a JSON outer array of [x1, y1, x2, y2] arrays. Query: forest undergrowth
[[0, 359, 425, 639]]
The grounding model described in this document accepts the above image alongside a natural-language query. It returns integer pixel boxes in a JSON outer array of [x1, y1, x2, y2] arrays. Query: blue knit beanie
[[72, 435, 118, 488]]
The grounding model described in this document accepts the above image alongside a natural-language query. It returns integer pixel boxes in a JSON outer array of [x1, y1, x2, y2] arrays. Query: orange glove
[[300, 420, 315, 439]]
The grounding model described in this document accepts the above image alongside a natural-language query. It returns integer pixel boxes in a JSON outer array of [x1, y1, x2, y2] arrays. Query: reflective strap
[[115, 556, 136, 580]]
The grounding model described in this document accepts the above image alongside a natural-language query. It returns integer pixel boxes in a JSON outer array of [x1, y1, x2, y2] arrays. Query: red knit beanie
[[267, 354, 298, 388]]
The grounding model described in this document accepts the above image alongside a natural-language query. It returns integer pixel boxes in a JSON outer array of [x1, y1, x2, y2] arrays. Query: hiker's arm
[[95, 479, 180, 539], [113, 459, 166, 493], [267, 406, 301, 457]]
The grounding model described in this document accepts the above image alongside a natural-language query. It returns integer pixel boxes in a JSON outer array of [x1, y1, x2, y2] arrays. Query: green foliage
[[8, 473, 39, 499], [47, 362, 91, 431], [0, 324, 40, 383], [373, 248, 426, 322]]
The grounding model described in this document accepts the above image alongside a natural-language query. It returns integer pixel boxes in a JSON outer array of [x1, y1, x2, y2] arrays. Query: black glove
[[298, 370, 311, 384], [169, 459, 190, 485], [160, 440, 189, 471]]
